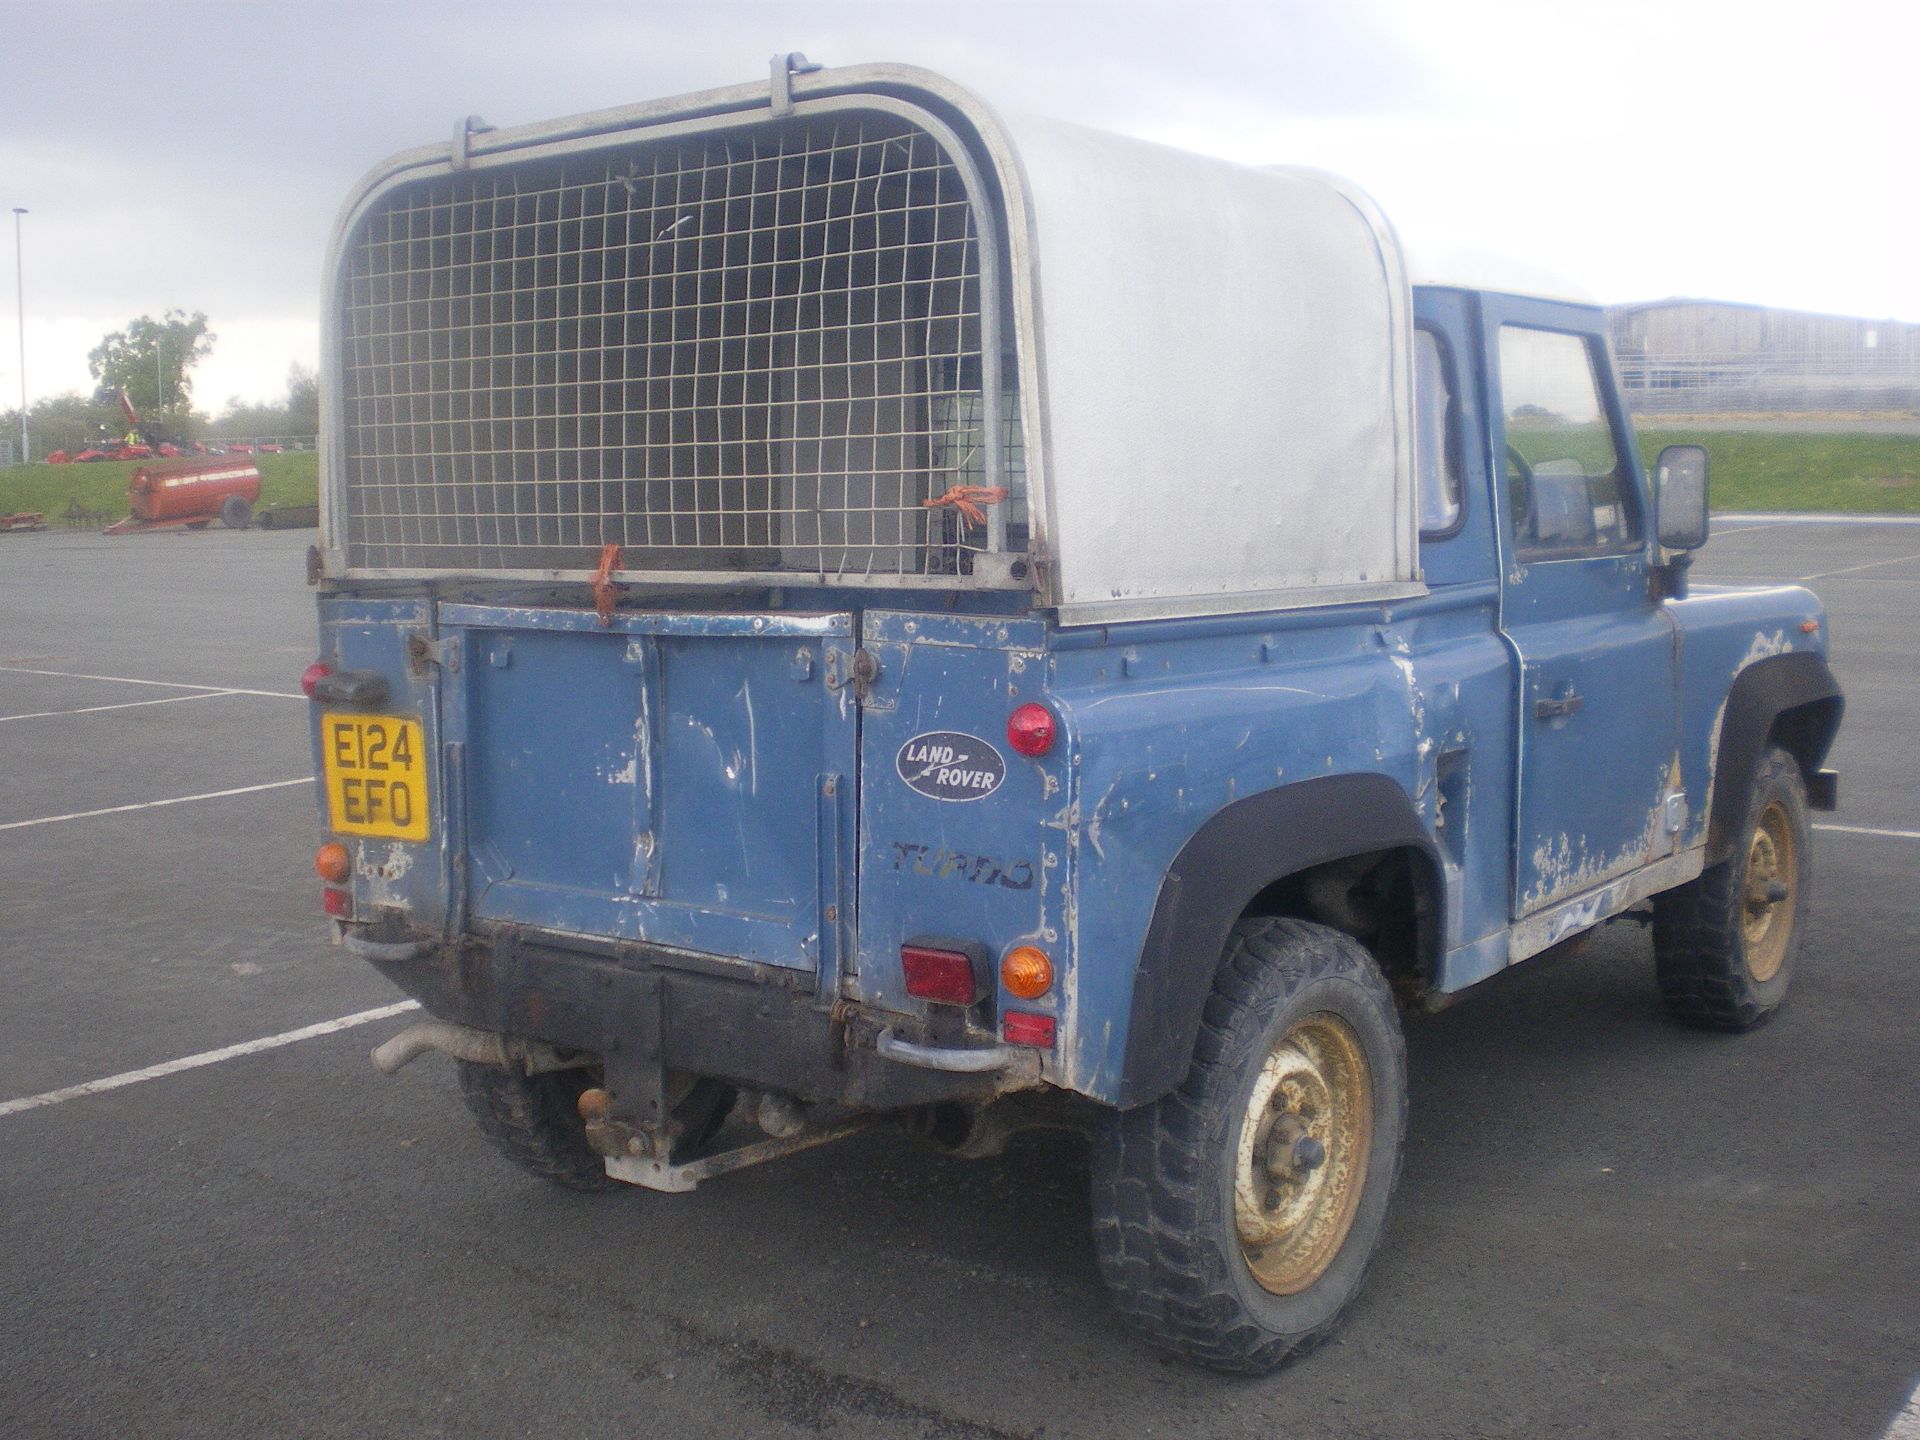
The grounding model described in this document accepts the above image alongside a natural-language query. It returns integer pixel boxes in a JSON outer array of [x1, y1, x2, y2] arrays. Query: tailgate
[[441, 603, 858, 977]]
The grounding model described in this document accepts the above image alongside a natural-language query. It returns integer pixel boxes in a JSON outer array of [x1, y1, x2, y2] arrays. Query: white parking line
[[0, 777, 314, 832], [1814, 822, 1920, 841], [1716, 512, 1920, 526], [0, 691, 238, 723], [1799, 549, 1920, 582], [1882, 1377, 1920, 1440], [0, 664, 303, 701], [0, 1001, 421, 1119]]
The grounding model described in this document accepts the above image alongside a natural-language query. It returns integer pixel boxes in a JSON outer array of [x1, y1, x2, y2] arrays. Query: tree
[[88, 310, 216, 414], [216, 395, 291, 439], [0, 392, 124, 457], [213, 364, 319, 442], [286, 364, 319, 436]]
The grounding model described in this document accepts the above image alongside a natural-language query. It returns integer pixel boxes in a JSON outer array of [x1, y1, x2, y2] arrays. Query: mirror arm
[[1652, 549, 1694, 602]]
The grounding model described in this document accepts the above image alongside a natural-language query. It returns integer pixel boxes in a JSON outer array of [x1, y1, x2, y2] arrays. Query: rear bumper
[[360, 923, 1040, 1111]]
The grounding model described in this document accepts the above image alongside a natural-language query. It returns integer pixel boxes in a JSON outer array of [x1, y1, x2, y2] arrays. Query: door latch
[[1533, 692, 1583, 721], [825, 647, 881, 703]]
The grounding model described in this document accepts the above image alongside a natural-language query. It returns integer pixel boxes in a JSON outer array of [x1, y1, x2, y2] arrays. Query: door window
[[1498, 327, 1639, 557], [1415, 329, 1463, 536]]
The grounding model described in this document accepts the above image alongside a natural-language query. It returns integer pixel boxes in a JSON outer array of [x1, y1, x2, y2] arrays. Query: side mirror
[[1655, 444, 1709, 551]]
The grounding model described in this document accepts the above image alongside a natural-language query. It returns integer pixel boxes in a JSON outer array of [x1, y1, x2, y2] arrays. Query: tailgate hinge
[[405, 632, 461, 676]]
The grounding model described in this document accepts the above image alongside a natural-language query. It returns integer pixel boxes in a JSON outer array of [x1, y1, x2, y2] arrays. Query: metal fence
[[1610, 303, 1920, 416], [336, 108, 1023, 580], [206, 436, 316, 453]]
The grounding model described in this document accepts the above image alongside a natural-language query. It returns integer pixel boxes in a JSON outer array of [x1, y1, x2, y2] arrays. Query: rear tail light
[[902, 944, 984, 1005], [1003, 1011, 1056, 1047], [322, 886, 352, 919], [1007, 702, 1057, 757], [300, 662, 332, 699]]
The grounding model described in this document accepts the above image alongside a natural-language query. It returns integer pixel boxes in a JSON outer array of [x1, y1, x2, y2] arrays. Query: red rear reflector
[[1003, 1011, 1056, 1047], [301, 662, 332, 699], [902, 945, 980, 1005], [322, 886, 352, 918], [1006, 702, 1057, 757]]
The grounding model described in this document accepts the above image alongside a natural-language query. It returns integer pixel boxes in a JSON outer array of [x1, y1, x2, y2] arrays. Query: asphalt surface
[[1, 521, 1915, 1439]]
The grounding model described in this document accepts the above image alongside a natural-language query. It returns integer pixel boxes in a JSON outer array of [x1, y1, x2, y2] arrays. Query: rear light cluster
[[316, 841, 351, 918], [300, 662, 332, 699], [901, 940, 1058, 1049]]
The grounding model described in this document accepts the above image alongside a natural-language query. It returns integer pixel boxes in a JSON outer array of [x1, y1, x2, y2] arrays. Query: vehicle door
[[1485, 296, 1682, 917], [440, 606, 861, 983]]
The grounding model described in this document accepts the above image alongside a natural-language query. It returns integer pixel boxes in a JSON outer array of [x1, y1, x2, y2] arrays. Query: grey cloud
[[1, 1, 1455, 388]]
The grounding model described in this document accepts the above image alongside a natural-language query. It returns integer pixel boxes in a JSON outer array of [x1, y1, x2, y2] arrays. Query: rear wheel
[[1090, 918, 1407, 1373], [457, 1064, 734, 1193], [220, 495, 252, 529], [1653, 744, 1810, 1030]]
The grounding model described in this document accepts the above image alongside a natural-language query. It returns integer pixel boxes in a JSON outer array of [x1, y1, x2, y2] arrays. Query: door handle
[[1533, 693, 1584, 721]]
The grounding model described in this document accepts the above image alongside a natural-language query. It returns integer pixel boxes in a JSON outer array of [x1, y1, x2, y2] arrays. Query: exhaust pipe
[[371, 1021, 581, 1076]]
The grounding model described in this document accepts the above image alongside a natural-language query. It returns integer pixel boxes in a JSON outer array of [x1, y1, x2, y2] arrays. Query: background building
[[1608, 299, 1920, 416]]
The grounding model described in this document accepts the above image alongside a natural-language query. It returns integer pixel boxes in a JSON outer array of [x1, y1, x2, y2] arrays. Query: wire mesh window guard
[[338, 110, 1023, 578]]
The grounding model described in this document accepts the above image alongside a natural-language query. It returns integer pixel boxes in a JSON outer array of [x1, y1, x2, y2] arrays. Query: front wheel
[[1090, 917, 1408, 1374], [1653, 744, 1811, 1030]]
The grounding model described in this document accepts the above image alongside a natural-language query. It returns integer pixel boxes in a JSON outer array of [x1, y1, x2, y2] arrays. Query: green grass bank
[[3, 431, 1915, 521], [1638, 428, 1919, 513], [0, 451, 319, 521]]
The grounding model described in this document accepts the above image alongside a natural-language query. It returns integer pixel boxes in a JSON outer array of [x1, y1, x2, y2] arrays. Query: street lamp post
[[10, 207, 24, 466]]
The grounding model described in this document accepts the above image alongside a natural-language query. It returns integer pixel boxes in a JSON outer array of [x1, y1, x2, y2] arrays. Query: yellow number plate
[[321, 713, 430, 842]]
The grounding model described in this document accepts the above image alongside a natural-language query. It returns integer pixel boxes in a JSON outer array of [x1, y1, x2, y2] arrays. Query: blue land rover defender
[[307, 60, 1843, 1373]]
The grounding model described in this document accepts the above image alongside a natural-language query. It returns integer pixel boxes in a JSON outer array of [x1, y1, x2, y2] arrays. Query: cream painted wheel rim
[[1741, 800, 1798, 983], [1235, 1013, 1373, 1296]]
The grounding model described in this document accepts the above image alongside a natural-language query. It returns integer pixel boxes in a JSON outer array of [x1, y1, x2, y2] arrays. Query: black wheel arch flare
[[1708, 652, 1843, 864], [1116, 773, 1443, 1108]]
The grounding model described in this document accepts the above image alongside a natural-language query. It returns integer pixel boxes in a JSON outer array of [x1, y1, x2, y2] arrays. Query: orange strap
[[921, 484, 1009, 530], [591, 542, 622, 626]]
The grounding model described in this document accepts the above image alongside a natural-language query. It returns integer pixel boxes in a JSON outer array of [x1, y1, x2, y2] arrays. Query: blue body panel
[[311, 284, 1834, 1110], [1044, 587, 1519, 1094]]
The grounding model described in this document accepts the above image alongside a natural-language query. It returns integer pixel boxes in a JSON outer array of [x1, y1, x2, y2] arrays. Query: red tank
[[127, 459, 262, 524]]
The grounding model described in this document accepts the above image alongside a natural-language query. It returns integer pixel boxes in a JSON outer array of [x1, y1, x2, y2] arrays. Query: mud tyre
[[1653, 744, 1810, 1031], [1089, 918, 1408, 1374], [457, 1064, 734, 1193]]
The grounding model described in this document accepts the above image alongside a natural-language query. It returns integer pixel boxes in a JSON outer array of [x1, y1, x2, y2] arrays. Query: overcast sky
[[2, 0, 1914, 413]]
